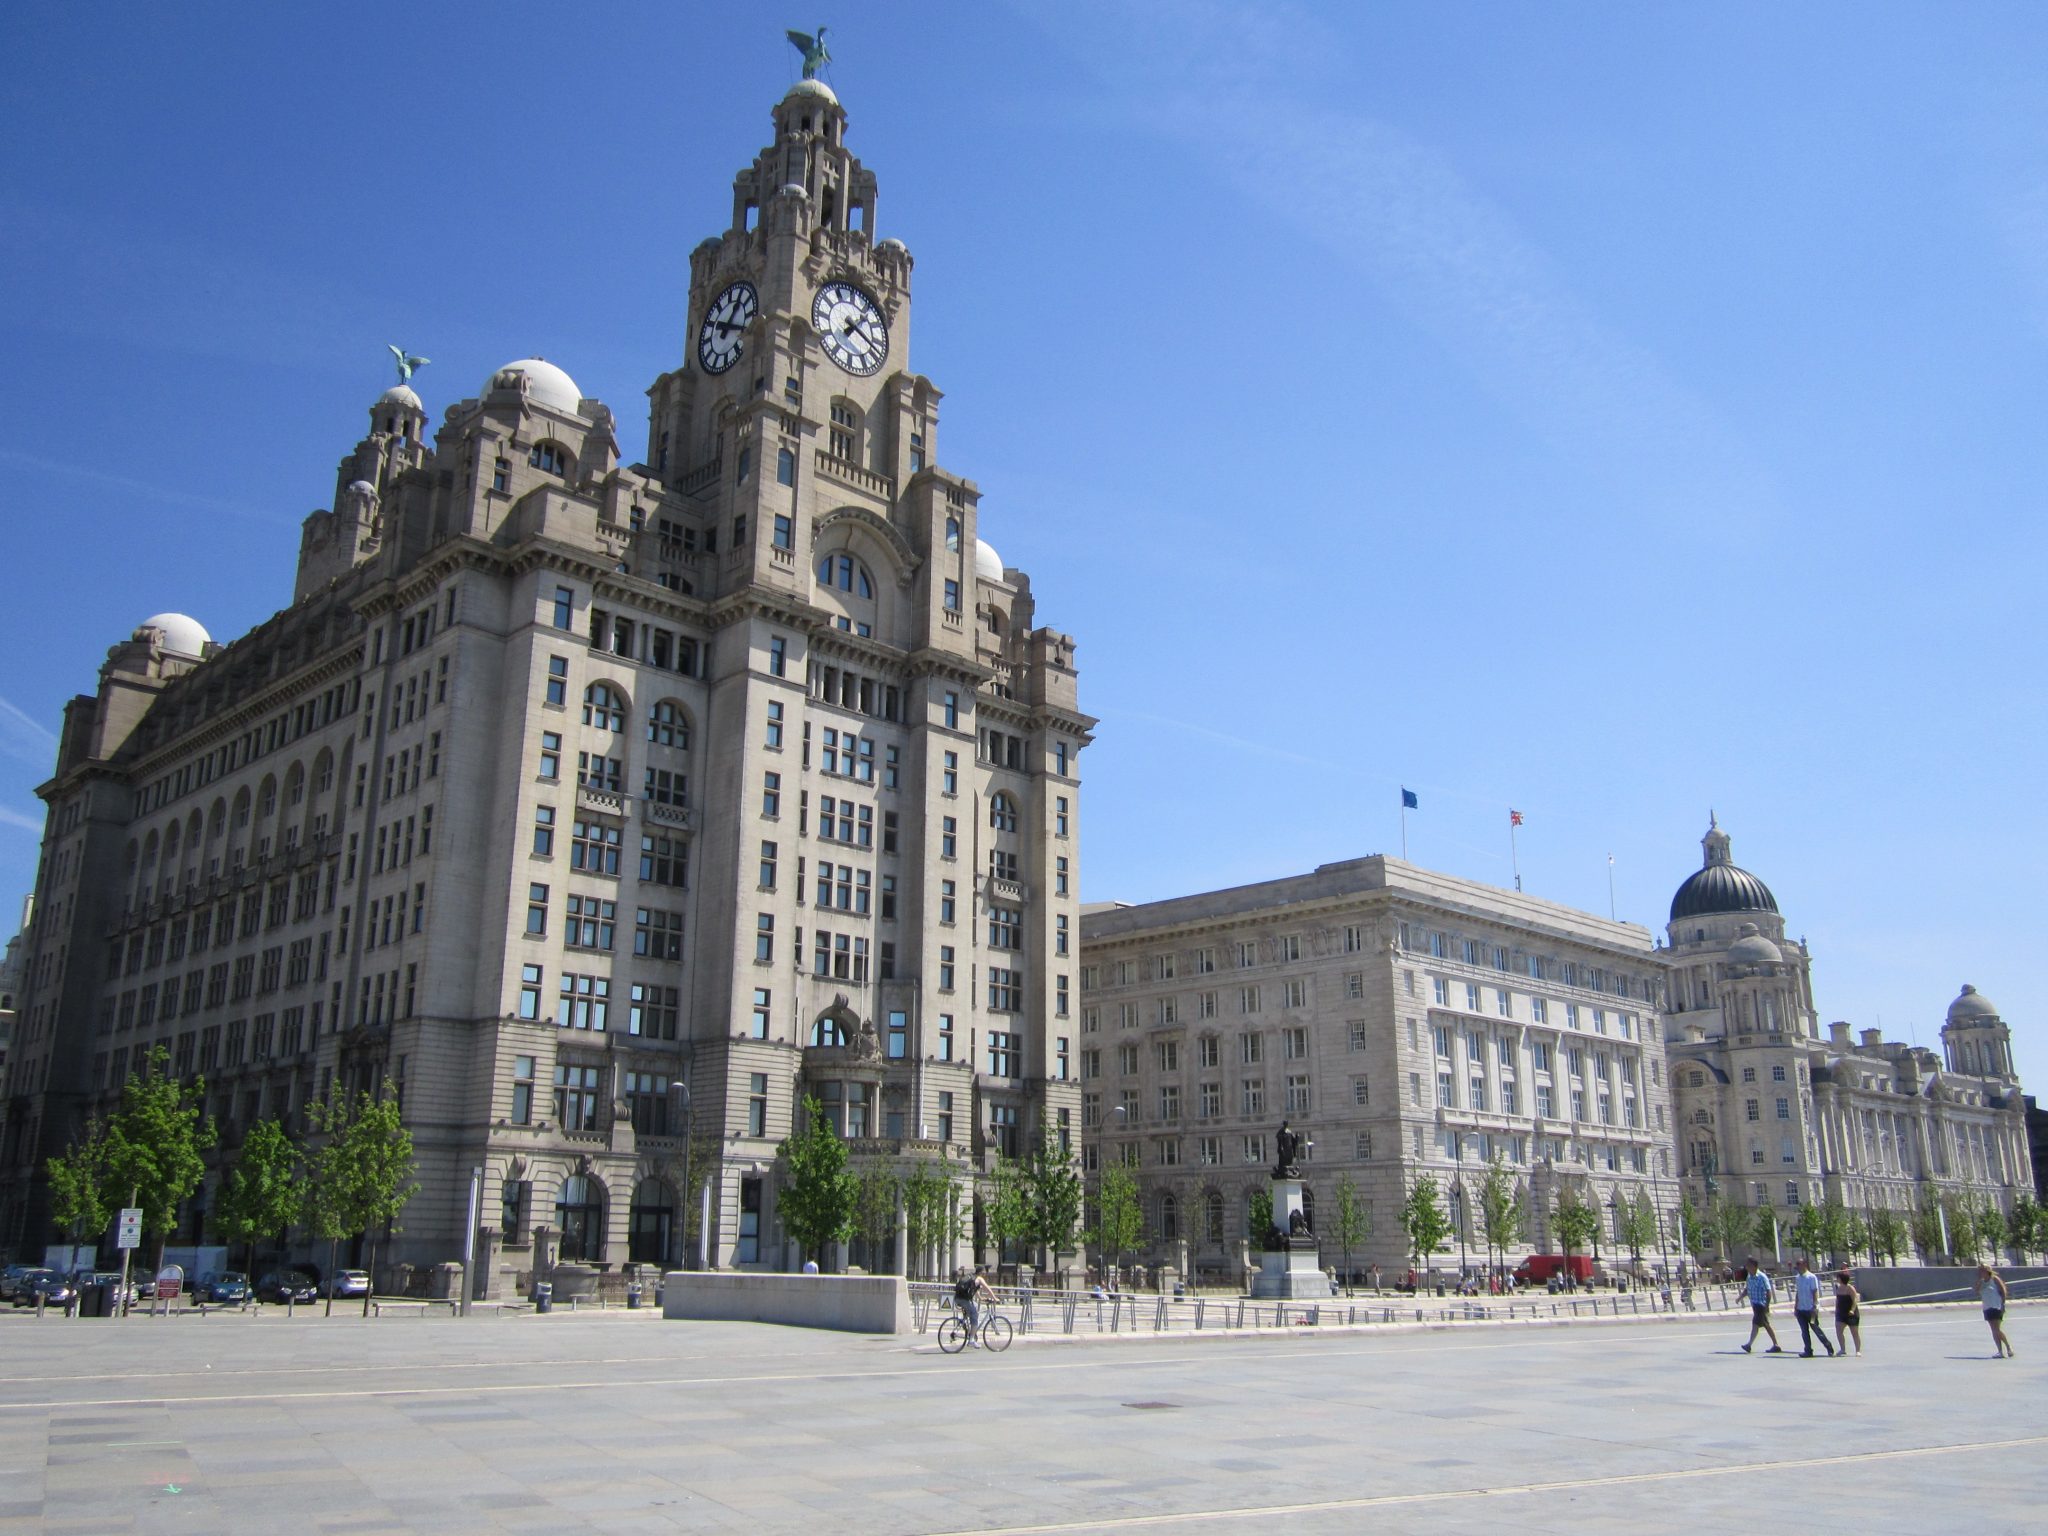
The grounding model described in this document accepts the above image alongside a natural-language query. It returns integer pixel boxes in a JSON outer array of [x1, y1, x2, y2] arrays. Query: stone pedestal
[[1251, 1176, 1332, 1299]]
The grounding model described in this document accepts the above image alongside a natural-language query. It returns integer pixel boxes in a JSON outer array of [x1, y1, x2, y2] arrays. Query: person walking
[[1832, 1268, 1862, 1356], [1792, 1257, 1835, 1357], [1976, 1264, 2014, 1358], [1740, 1260, 1784, 1354]]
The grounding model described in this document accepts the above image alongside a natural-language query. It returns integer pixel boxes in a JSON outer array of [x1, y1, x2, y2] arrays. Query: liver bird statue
[[786, 25, 830, 80], [387, 345, 430, 385]]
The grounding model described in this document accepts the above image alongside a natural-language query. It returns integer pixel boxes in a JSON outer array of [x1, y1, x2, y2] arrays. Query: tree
[[776, 1094, 858, 1270], [1816, 1195, 1852, 1266], [213, 1117, 302, 1276], [2008, 1195, 2043, 1262], [902, 1162, 963, 1279], [1019, 1120, 1084, 1275], [854, 1169, 900, 1271], [1475, 1156, 1524, 1279], [1943, 1191, 1982, 1263], [1089, 1163, 1143, 1286], [1553, 1192, 1599, 1279], [1868, 1206, 1909, 1266], [1328, 1174, 1371, 1290], [46, 1118, 113, 1261], [1788, 1202, 1828, 1261], [98, 1045, 214, 1268], [1678, 1188, 1708, 1262], [983, 1154, 1031, 1265], [304, 1086, 417, 1315], [1400, 1175, 1451, 1277], [1749, 1204, 1781, 1261], [1842, 1208, 1870, 1266], [1617, 1190, 1659, 1268], [1975, 1201, 2007, 1264], [1247, 1187, 1274, 1242], [1709, 1193, 1750, 1266], [1909, 1194, 1947, 1261]]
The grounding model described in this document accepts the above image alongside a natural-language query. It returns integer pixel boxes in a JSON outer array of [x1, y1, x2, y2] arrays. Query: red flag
[[1509, 809, 1524, 826]]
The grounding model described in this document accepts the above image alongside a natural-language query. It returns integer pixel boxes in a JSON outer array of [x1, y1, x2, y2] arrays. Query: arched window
[[556, 1174, 606, 1262], [646, 700, 690, 749], [529, 441, 570, 475], [815, 553, 874, 598], [989, 793, 1017, 833], [582, 682, 626, 732], [1159, 1192, 1179, 1241], [1205, 1190, 1225, 1243], [258, 776, 278, 819], [811, 1016, 848, 1048], [628, 1178, 676, 1266], [945, 516, 961, 552]]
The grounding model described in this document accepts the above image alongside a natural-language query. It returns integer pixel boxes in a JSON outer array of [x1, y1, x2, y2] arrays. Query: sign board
[[155, 1263, 183, 1300], [116, 1208, 143, 1251]]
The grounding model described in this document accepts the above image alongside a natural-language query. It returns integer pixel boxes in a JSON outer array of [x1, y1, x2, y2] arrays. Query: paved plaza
[[0, 1302, 2039, 1534]]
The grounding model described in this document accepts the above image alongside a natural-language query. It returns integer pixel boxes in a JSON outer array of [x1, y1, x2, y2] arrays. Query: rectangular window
[[564, 895, 616, 950], [538, 731, 561, 780], [555, 973, 609, 1031], [755, 913, 775, 962], [553, 586, 574, 629], [553, 1062, 602, 1131], [762, 771, 782, 818]]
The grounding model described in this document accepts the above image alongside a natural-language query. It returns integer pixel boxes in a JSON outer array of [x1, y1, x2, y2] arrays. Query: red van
[[1513, 1254, 1596, 1287]]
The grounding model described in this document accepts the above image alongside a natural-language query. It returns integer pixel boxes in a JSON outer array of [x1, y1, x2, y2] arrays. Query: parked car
[[85, 1272, 136, 1307], [11, 1270, 77, 1308], [256, 1271, 318, 1304], [0, 1264, 32, 1302], [203, 1272, 251, 1304], [320, 1269, 371, 1299]]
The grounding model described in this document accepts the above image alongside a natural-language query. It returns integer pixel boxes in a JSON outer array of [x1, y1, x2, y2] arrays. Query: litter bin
[[533, 1282, 553, 1314], [625, 1283, 643, 1310]]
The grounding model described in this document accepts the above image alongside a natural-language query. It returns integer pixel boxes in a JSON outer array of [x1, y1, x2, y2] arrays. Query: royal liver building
[[0, 73, 1089, 1284]]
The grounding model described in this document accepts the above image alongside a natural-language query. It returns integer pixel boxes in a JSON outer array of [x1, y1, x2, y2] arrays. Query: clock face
[[812, 280, 889, 376], [697, 281, 758, 374]]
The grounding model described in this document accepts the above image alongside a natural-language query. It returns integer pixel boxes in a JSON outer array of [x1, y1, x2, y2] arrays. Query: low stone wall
[[1853, 1265, 2048, 1304], [660, 1271, 909, 1333]]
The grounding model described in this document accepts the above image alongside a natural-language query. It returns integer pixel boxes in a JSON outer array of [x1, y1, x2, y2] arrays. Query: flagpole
[[1607, 854, 1616, 920], [1509, 811, 1522, 892], [1400, 802, 1408, 861]]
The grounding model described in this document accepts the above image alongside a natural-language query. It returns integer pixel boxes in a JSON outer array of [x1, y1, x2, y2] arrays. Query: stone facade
[[0, 78, 1090, 1286], [1664, 820, 2029, 1252], [1079, 857, 1677, 1285]]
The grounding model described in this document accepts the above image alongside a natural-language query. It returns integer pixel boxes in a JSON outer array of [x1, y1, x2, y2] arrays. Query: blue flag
[[1401, 788, 1418, 810]]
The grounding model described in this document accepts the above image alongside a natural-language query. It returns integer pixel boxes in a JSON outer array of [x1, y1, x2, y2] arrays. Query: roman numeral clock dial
[[812, 280, 889, 377], [697, 281, 758, 374]]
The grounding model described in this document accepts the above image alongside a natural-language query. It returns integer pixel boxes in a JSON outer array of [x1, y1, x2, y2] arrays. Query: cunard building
[[0, 69, 1090, 1285]]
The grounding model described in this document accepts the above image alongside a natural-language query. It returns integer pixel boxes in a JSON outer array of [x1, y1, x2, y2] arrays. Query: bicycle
[[937, 1306, 1012, 1353]]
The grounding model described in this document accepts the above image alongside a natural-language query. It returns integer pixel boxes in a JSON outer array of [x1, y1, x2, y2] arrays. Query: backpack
[[954, 1275, 975, 1302]]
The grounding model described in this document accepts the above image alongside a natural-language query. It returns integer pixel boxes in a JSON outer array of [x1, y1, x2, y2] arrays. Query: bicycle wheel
[[981, 1315, 1013, 1352], [937, 1316, 968, 1354]]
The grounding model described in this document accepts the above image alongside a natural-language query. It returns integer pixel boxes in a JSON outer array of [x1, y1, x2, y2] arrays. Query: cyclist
[[953, 1266, 997, 1345]]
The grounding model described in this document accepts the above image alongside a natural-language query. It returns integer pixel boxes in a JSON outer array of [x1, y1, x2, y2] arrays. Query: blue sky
[[3, 3, 2044, 1089]]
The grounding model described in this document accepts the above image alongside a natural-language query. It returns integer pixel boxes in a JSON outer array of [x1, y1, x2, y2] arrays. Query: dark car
[[257, 1270, 318, 1304], [12, 1270, 77, 1308], [0, 1264, 32, 1302], [204, 1272, 251, 1304]]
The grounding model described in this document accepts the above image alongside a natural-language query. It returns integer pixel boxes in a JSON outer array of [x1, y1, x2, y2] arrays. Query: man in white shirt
[[1792, 1257, 1834, 1357]]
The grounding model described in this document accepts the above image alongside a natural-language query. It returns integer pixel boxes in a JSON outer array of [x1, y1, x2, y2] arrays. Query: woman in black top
[[1832, 1269, 1862, 1356]]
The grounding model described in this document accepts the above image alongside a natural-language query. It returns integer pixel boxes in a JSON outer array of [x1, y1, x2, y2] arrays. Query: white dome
[[378, 384, 423, 411], [138, 613, 210, 657], [346, 479, 378, 498], [487, 358, 584, 415], [974, 538, 1005, 584], [784, 78, 839, 107]]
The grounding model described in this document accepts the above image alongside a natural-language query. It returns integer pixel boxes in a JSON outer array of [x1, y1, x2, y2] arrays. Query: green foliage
[[1867, 1206, 1909, 1266], [1974, 1200, 2007, 1260], [1788, 1201, 1828, 1260], [1020, 1120, 1084, 1267], [1247, 1187, 1273, 1240], [1749, 1204, 1781, 1257], [1553, 1191, 1599, 1260], [1476, 1156, 1525, 1270], [1401, 1175, 1451, 1265], [99, 1045, 214, 1244], [305, 1088, 417, 1241], [46, 1118, 113, 1244], [776, 1094, 858, 1266], [1909, 1195, 1947, 1260], [1708, 1193, 1750, 1262], [1090, 1162, 1143, 1273], [2008, 1195, 2043, 1261], [1678, 1189, 1708, 1258], [1329, 1174, 1371, 1280], [983, 1154, 1031, 1255], [902, 1161, 964, 1277], [1941, 1190, 1982, 1262], [855, 1168, 900, 1256], [213, 1118, 303, 1261], [1841, 1208, 1870, 1265], [1616, 1190, 1659, 1263], [1816, 1194, 1852, 1264]]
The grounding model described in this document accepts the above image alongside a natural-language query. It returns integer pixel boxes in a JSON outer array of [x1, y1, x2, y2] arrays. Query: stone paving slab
[[0, 1302, 2040, 1533]]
